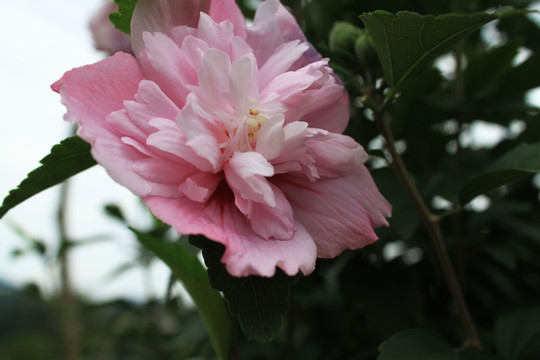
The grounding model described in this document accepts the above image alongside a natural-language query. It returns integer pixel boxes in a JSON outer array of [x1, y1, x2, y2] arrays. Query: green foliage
[[109, 0, 138, 35], [130, 229, 232, 360], [190, 235, 295, 342], [0, 136, 96, 219], [378, 329, 503, 359], [459, 142, 540, 204], [359, 9, 528, 91], [495, 305, 540, 360]]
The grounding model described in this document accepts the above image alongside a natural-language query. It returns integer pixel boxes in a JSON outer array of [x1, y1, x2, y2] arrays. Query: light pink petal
[[144, 190, 317, 277], [124, 80, 180, 134], [51, 52, 142, 143], [132, 157, 195, 184], [224, 152, 275, 206], [258, 40, 309, 90], [262, 59, 349, 133], [179, 172, 223, 202], [131, 0, 210, 55], [170, 26, 198, 47], [106, 109, 147, 142], [298, 77, 350, 133], [276, 168, 392, 258], [271, 121, 326, 180], [247, 0, 321, 69], [174, 101, 224, 172], [233, 182, 295, 240], [145, 126, 216, 172], [197, 48, 232, 108], [230, 54, 259, 115], [208, 0, 247, 38], [255, 115, 285, 161], [306, 133, 368, 177], [181, 35, 210, 73], [138, 32, 196, 108], [197, 13, 235, 54], [91, 134, 181, 199]]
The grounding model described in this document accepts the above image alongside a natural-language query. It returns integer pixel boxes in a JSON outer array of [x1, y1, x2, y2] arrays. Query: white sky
[[0, 0, 171, 301]]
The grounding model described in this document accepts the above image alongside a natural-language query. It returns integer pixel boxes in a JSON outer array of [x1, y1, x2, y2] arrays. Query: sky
[[0, 0, 172, 301]]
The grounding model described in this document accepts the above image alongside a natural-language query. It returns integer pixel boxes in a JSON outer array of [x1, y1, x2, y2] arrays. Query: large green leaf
[[378, 329, 503, 360], [110, 0, 138, 35], [190, 235, 295, 342], [359, 9, 528, 90], [131, 229, 232, 360], [496, 305, 540, 360], [0, 136, 96, 219], [459, 142, 540, 205]]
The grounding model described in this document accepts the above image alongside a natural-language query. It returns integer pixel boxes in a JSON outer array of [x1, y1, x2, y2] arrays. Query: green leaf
[[378, 329, 503, 360], [359, 9, 528, 90], [0, 136, 96, 219], [190, 235, 295, 342], [496, 305, 540, 360], [459, 142, 540, 204], [109, 0, 138, 35], [131, 229, 232, 360]]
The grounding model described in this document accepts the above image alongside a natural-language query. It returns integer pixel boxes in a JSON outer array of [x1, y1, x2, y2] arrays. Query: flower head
[[53, 0, 391, 277]]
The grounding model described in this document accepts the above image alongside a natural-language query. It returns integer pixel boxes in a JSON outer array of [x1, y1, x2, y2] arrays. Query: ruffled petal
[[208, 0, 247, 38], [224, 151, 275, 206], [247, 0, 321, 69], [306, 133, 368, 177], [51, 52, 143, 143], [138, 31, 197, 108], [131, 0, 210, 55], [144, 187, 317, 277], [275, 168, 392, 258]]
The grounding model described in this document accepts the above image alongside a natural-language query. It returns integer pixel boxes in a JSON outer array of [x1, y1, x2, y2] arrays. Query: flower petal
[[258, 40, 309, 90], [276, 168, 392, 258], [256, 115, 285, 161], [179, 172, 223, 202], [51, 52, 143, 143], [233, 182, 295, 240], [138, 31, 197, 108], [208, 0, 247, 38], [131, 0, 210, 55], [224, 151, 275, 206], [144, 188, 317, 277], [247, 0, 321, 69]]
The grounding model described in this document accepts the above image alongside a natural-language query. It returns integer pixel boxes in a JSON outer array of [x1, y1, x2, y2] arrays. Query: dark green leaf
[[131, 229, 232, 360], [359, 9, 529, 90], [110, 0, 138, 35], [378, 329, 503, 359], [496, 305, 540, 360], [459, 142, 540, 204], [190, 235, 295, 342], [0, 136, 96, 219]]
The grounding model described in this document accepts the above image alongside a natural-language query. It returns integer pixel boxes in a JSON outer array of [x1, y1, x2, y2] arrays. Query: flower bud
[[329, 22, 362, 58], [354, 31, 380, 70]]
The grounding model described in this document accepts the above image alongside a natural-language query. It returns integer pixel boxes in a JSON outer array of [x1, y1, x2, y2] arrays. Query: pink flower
[[52, 0, 391, 277], [89, 1, 132, 54]]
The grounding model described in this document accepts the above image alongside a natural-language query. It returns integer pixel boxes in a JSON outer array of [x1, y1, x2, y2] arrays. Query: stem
[[374, 111, 482, 350], [57, 178, 81, 360], [453, 42, 467, 285]]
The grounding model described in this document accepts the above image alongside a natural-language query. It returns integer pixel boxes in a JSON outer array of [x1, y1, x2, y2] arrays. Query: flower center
[[247, 109, 266, 145]]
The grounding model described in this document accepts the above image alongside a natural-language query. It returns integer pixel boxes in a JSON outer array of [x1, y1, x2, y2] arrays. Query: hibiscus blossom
[[52, 0, 391, 277]]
